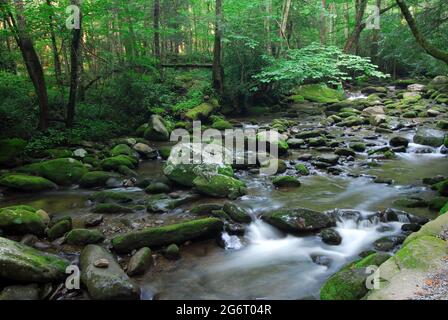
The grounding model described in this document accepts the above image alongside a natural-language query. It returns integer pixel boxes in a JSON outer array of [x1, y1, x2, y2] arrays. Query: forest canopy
[[0, 0, 447, 144]]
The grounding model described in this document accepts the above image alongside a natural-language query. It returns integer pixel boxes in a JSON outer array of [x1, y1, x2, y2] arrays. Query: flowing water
[[1, 114, 447, 300]]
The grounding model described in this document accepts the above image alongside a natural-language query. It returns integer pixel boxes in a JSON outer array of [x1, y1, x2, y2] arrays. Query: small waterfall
[[347, 92, 367, 100]]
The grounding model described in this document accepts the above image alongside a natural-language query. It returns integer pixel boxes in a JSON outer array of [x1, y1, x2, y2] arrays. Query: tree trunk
[[344, 0, 368, 53], [264, 0, 272, 55], [320, 0, 326, 45], [66, 0, 82, 128], [371, 0, 381, 64], [153, 0, 161, 60], [212, 0, 224, 95], [279, 0, 292, 48], [396, 0, 448, 64], [46, 0, 62, 85], [2, 0, 49, 130]]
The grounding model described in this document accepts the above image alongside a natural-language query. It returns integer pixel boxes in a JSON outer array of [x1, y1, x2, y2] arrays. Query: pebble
[[94, 259, 110, 268]]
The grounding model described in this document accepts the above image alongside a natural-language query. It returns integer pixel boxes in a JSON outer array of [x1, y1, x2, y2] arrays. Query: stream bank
[[1, 76, 448, 300]]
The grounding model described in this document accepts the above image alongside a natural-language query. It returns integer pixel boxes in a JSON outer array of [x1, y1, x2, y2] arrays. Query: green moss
[[440, 202, 448, 215], [47, 219, 72, 241], [320, 253, 390, 300], [111, 218, 224, 252], [294, 163, 310, 175], [394, 236, 447, 270], [0, 236, 69, 282], [223, 202, 252, 223], [47, 148, 73, 159], [353, 253, 390, 269], [349, 142, 366, 152], [272, 176, 301, 188], [293, 84, 344, 104], [145, 182, 171, 194], [66, 229, 104, 245], [433, 179, 448, 197], [320, 268, 368, 300], [428, 197, 448, 211], [185, 102, 216, 120], [0, 174, 57, 192], [212, 119, 233, 130], [158, 146, 172, 160], [290, 95, 305, 103], [164, 162, 233, 187], [111, 144, 133, 157], [164, 244, 181, 260], [0, 205, 37, 212], [101, 155, 137, 171], [193, 174, 247, 199], [0, 138, 27, 167], [0, 208, 46, 236], [18, 158, 88, 186]]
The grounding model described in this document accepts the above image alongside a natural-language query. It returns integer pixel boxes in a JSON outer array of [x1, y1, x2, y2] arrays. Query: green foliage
[[0, 71, 36, 138], [255, 44, 389, 91]]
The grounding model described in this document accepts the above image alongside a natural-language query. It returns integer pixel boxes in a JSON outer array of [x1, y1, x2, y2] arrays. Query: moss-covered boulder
[[0, 236, 69, 282], [47, 219, 72, 241], [131, 143, 156, 159], [256, 131, 289, 155], [440, 202, 448, 215], [143, 115, 171, 141], [80, 245, 140, 300], [163, 143, 234, 187], [19, 158, 88, 186], [212, 119, 233, 130], [272, 176, 301, 188], [413, 127, 446, 147], [193, 174, 247, 199], [320, 253, 390, 300], [79, 171, 121, 189], [320, 228, 342, 245], [293, 84, 344, 104], [127, 247, 153, 276], [111, 144, 133, 157], [0, 207, 47, 236], [0, 174, 57, 192], [65, 229, 104, 245], [101, 155, 138, 172], [295, 163, 310, 175], [164, 244, 181, 260], [158, 146, 172, 160], [0, 138, 27, 168], [433, 179, 448, 197], [223, 202, 252, 223], [145, 182, 171, 194], [365, 211, 448, 300], [262, 208, 331, 234], [185, 102, 217, 121], [111, 218, 224, 253]]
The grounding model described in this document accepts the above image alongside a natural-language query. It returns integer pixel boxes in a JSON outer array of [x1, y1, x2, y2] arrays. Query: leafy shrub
[[254, 44, 389, 93]]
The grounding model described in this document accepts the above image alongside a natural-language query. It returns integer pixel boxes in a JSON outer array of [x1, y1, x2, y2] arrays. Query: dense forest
[[0, 0, 447, 301]]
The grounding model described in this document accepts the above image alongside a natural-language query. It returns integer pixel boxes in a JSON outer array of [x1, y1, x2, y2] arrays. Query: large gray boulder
[[0, 236, 69, 282], [80, 245, 140, 300], [413, 127, 446, 147], [262, 208, 332, 234]]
